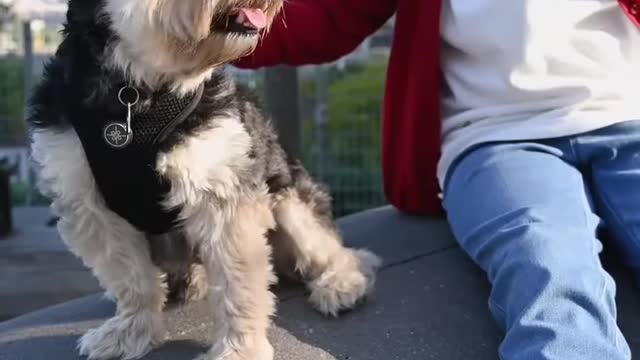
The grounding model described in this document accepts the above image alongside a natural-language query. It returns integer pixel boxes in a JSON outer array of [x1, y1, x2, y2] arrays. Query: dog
[[26, 1, 382, 359]]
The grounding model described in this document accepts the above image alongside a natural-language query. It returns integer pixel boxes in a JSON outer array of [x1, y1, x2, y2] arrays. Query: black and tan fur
[[27, 1, 381, 359]]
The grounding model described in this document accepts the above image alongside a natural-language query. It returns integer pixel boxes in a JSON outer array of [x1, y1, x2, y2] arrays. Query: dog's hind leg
[[270, 166, 382, 317], [147, 231, 208, 304], [31, 130, 166, 360]]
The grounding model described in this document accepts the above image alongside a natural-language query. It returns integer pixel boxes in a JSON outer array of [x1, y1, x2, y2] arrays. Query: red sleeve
[[233, 0, 397, 68]]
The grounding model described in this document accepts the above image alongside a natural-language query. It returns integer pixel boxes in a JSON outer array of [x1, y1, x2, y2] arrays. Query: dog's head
[[67, 0, 283, 90]]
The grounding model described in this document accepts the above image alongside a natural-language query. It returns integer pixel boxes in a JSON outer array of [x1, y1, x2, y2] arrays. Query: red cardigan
[[234, 0, 640, 217]]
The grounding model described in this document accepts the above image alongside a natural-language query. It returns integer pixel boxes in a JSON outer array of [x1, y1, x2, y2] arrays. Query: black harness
[[70, 84, 204, 234]]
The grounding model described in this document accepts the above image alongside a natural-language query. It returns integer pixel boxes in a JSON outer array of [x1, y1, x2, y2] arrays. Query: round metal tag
[[103, 122, 133, 148]]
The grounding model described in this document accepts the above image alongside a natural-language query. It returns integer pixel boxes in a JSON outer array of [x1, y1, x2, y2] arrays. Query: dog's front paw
[[308, 248, 382, 317], [194, 336, 273, 360], [78, 310, 164, 360]]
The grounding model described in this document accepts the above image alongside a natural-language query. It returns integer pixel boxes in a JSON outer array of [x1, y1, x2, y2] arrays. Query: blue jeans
[[443, 121, 640, 360]]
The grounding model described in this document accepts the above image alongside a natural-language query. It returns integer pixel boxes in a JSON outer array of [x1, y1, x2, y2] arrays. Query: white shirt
[[439, 0, 640, 188]]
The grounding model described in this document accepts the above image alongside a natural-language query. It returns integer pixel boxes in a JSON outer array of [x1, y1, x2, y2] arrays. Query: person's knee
[[459, 206, 598, 264], [486, 220, 614, 318], [489, 218, 602, 275]]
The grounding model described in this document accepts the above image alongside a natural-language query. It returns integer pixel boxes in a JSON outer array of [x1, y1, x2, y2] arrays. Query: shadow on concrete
[[0, 207, 101, 320], [0, 295, 114, 336], [145, 340, 209, 359], [0, 334, 80, 360], [0, 332, 208, 360]]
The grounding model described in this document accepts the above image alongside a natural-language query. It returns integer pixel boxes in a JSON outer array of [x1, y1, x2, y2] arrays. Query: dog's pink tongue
[[239, 8, 267, 30]]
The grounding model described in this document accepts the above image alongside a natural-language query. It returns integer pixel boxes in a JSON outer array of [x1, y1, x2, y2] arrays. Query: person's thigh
[[590, 136, 640, 285], [443, 142, 630, 360]]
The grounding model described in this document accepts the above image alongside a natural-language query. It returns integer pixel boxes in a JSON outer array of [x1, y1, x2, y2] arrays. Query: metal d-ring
[[115, 86, 139, 144], [117, 86, 140, 107]]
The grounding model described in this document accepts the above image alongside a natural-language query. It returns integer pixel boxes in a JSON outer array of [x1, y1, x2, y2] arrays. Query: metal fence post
[[22, 20, 35, 206], [263, 66, 301, 159], [0, 159, 14, 238], [314, 65, 329, 182], [22, 20, 33, 96]]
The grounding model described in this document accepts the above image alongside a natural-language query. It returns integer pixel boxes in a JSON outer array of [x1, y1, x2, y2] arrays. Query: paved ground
[[1, 206, 640, 359], [0, 207, 100, 321]]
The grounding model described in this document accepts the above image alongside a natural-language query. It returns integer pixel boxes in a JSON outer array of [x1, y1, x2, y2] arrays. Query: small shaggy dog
[[27, 1, 381, 359]]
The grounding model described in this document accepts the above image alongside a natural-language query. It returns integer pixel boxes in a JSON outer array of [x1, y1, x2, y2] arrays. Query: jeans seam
[[591, 183, 632, 351], [573, 149, 608, 308], [595, 242, 616, 349], [568, 137, 581, 164], [572, 156, 619, 349], [488, 297, 506, 324], [597, 187, 640, 256]]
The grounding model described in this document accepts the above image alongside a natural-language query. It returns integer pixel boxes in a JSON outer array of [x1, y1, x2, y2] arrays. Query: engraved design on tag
[[103, 86, 139, 148], [104, 123, 133, 148]]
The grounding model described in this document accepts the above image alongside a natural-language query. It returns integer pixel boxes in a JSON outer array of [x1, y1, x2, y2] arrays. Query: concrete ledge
[[1, 206, 639, 359], [0, 207, 101, 320]]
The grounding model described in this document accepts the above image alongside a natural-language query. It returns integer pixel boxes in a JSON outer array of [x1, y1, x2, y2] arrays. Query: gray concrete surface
[[0, 207, 101, 321], [1, 206, 640, 359]]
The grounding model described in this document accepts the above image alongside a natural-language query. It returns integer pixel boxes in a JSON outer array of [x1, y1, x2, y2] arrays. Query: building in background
[[0, 0, 65, 55]]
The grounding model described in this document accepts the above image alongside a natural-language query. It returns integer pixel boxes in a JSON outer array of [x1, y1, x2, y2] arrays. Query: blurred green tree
[[0, 2, 26, 142], [0, 56, 26, 141], [301, 60, 388, 216]]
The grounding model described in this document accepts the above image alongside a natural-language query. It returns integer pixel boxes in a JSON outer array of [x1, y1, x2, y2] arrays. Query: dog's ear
[[66, 0, 103, 27], [62, 0, 111, 59]]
